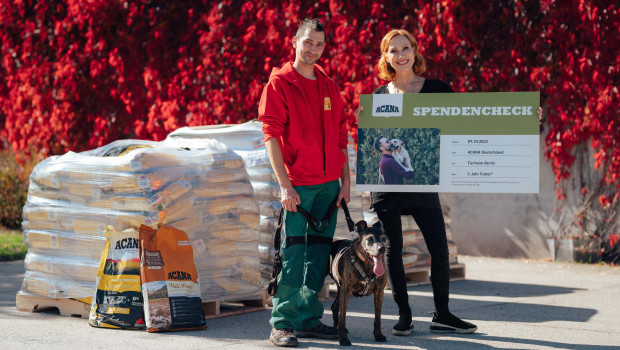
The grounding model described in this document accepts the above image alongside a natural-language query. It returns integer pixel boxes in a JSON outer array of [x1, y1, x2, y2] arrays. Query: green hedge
[[0, 231, 27, 261]]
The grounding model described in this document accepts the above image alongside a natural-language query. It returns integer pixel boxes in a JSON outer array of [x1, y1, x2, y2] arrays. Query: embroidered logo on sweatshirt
[[324, 97, 331, 111]]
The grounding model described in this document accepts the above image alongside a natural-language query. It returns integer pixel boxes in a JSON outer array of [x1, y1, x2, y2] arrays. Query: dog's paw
[[374, 333, 387, 342], [339, 337, 352, 346]]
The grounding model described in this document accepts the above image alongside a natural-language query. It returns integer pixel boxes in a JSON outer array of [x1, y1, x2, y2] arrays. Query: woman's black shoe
[[430, 311, 477, 334], [392, 317, 414, 336]]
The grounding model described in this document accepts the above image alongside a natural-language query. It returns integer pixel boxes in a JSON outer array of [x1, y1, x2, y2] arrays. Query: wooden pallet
[[16, 293, 91, 318], [202, 291, 266, 319], [17, 291, 266, 320], [449, 262, 466, 280], [399, 263, 466, 287]]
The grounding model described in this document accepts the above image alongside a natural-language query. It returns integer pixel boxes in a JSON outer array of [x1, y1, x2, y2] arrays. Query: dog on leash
[[390, 139, 413, 172], [329, 220, 389, 346]]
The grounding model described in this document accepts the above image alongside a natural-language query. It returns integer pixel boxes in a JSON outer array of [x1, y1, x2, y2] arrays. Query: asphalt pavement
[[1, 255, 619, 350]]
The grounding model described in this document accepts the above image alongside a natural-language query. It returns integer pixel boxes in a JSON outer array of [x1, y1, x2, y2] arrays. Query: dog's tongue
[[372, 255, 385, 276]]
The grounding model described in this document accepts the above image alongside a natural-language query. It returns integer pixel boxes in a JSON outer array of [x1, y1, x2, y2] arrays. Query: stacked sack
[[20, 138, 261, 302], [167, 120, 280, 288]]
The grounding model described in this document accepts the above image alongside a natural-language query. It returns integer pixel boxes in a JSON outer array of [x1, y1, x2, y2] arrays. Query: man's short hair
[[296, 18, 325, 39], [374, 135, 386, 152]]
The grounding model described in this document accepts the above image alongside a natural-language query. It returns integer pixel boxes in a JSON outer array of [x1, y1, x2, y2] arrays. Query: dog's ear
[[354, 220, 367, 234], [371, 221, 382, 230]]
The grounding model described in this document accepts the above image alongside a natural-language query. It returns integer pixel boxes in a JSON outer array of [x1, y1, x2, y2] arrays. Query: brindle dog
[[328, 220, 389, 346]]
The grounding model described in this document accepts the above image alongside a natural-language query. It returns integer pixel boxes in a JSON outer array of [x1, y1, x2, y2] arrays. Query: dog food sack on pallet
[[89, 226, 145, 329], [139, 224, 206, 332]]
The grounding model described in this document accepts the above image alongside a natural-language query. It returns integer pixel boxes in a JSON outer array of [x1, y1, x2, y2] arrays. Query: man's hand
[[336, 179, 351, 208], [280, 184, 300, 212]]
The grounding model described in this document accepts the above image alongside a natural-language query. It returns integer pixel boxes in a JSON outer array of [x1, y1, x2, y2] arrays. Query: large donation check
[[356, 91, 540, 193]]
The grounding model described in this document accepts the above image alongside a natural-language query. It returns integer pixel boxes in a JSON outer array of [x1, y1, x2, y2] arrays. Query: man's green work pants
[[270, 180, 339, 331]]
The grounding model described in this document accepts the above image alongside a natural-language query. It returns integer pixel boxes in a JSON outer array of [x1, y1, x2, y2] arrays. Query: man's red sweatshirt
[[258, 62, 348, 186]]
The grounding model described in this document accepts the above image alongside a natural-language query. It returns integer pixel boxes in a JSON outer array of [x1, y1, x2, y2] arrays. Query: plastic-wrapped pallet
[[19, 138, 261, 302], [168, 120, 280, 288]]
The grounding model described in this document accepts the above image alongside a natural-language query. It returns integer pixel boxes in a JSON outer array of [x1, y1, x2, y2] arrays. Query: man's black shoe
[[430, 311, 478, 334], [294, 323, 339, 339]]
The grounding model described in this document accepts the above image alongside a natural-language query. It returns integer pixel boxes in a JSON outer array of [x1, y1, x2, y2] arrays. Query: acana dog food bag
[[139, 224, 206, 332], [89, 226, 145, 329]]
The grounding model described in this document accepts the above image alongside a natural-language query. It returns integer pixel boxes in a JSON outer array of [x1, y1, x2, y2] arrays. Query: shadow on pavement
[[415, 333, 620, 350], [446, 279, 586, 298], [348, 284, 598, 324]]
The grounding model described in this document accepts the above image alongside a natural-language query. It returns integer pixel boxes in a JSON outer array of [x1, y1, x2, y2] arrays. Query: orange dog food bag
[[139, 224, 206, 332]]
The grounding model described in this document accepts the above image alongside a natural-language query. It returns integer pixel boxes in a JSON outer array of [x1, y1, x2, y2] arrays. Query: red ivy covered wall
[[1, 0, 618, 194]]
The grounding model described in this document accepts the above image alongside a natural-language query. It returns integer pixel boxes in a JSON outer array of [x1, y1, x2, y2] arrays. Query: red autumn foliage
[[610, 234, 619, 249], [1, 0, 618, 194]]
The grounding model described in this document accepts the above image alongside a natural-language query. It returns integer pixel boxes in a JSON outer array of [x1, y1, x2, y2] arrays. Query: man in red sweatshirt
[[258, 18, 350, 347]]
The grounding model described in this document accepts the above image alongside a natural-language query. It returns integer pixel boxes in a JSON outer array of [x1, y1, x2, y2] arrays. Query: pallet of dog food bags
[[18, 137, 261, 307]]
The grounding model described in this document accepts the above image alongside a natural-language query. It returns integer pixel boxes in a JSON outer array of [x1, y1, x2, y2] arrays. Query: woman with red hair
[[357, 29, 477, 336]]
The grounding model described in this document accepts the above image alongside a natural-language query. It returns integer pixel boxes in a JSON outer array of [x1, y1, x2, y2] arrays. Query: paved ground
[[1, 255, 619, 349]]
